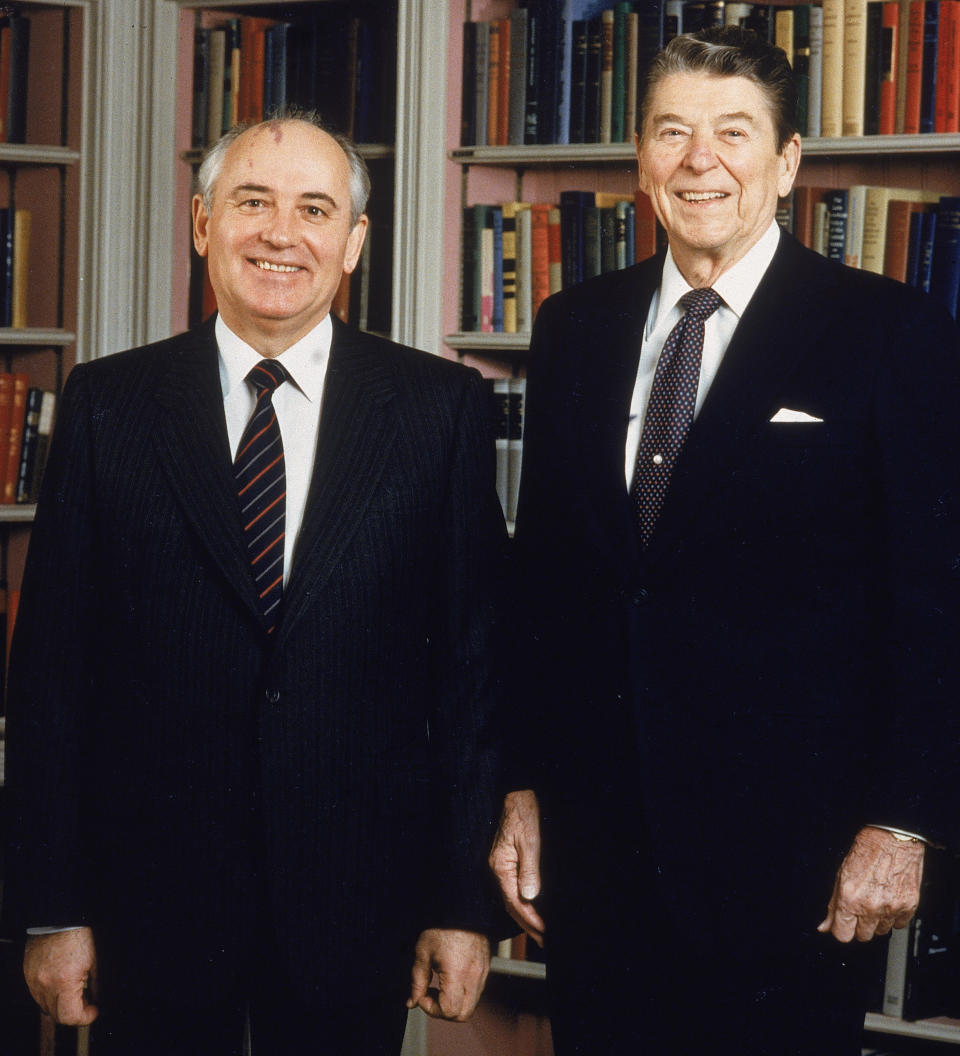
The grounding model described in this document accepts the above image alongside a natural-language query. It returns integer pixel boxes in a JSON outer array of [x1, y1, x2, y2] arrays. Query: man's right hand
[[23, 927, 99, 1026], [488, 790, 546, 946]]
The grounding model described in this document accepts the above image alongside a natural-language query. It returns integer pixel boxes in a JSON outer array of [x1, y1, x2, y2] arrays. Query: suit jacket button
[[633, 588, 650, 605], [265, 687, 281, 705]]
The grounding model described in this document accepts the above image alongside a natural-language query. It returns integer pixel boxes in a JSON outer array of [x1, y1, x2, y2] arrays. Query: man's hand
[[818, 826, 925, 943], [23, 927, 99, 1026], [488, 790, 545, 945], [407, 929, 490, 1021]]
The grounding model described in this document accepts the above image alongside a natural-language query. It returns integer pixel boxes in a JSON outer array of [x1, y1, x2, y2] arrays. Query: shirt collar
[[651, 220, 782, 332], [216, 314, 333, 402]]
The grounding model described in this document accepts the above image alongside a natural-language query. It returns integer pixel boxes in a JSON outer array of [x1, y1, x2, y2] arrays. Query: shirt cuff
[[26, 926, 84, 935], [868, 824, 941, 848]]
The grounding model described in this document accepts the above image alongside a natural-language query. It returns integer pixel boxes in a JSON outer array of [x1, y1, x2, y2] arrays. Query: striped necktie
[[631, 287, 722, 548], [235, 359, 288, 633]]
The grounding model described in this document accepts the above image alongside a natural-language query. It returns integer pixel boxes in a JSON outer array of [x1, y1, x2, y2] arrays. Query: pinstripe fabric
[[235, 360, 288, 633]]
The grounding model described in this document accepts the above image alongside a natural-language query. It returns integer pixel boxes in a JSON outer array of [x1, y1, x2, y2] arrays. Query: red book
[[792, 186, 829, 249], [0, 26, 10, 144], [935, 0, 960, 131], [486, 21, 500, 148], [529, 203, 551, 322], [880, 1, 900, 133], [240, 17, 274, 123], [497, 17, 510, 146], [634, 189, 659, 261], [903, 0, 925, 133], [0, 374, 13, 499], [3, 372, 27, 504], [884, 198, 934, 281]]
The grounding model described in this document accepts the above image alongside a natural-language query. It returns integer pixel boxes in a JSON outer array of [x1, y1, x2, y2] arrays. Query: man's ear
[[192, 194, 210, 258], [343, 215, 369, 276]]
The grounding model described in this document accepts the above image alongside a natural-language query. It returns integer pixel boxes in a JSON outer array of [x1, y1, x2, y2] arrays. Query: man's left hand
[[818, 826, 925, 943], [407, 928, 490, 1021]]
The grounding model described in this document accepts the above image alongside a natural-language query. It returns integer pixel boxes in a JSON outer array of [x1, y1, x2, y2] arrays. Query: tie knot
[[678, 287, 722, 321], [247, 359, 289, 395]]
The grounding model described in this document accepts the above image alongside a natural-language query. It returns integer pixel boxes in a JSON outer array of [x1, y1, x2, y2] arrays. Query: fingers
[[406, 942, 432, 1011], [489, 790, 546, 945], [23, 929, 99, 1027], [817, 829, 924, 944]]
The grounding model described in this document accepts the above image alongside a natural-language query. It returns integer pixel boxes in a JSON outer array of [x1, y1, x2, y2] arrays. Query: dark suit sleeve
[[424, 368, 510, 934], [865, 294, 960, 848], [3, 364, 98, 930]]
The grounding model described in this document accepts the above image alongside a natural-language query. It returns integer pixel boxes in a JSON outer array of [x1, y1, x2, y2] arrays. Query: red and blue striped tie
[[235, 359, 288, 633]]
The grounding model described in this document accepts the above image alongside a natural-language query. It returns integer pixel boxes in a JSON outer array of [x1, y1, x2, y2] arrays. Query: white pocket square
[[769, 408, 824, 423]]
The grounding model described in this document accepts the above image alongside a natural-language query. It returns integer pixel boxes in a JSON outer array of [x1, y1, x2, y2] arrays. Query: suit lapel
[[276, 320, 398, 644], [648, 234, 833, 553], [151, 318, 264, 622]]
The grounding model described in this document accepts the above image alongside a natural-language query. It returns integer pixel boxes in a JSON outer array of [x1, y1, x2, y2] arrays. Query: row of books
[[772, 0, 960, 138], [0, 375, 56, 507], [190, 7, 396, 150], [488, 378, 527, 523], [0, 208, 30, 330], [461, 2, 661, 146], [461, 191, 662, 333], [780, 186, 960, 316], [0, 13, 29, 145]]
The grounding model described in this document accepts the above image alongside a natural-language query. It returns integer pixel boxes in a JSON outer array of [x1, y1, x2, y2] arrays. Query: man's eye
[[242, 199, 264, 208]]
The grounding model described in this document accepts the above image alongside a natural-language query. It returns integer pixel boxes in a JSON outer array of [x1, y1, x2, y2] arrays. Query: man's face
[[636, 71, 800, 280], [193, 121, 367, 354]]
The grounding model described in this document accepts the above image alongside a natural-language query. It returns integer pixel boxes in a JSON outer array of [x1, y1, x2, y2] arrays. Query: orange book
[[0, 374, 14, 499], [497, 17, 511, 146], [884, 198, 934, 281], [0, 25, 10, 144], [239, 17, 275, 123], [935, 0, 960, 132], [792, 186, 829, 249], [529, 203, 551, 322], [487, 20, 500, 148], [635, 189, 659, 261], [903, 0, 925, 133], [879, 1, 900, 134], [3, 372, 27, 503]]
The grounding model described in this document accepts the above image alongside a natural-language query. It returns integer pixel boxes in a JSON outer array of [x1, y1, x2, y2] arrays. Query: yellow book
[[821, 0, 845, 136], [11, 208, 31, 329], [842, 0, 869, 136]]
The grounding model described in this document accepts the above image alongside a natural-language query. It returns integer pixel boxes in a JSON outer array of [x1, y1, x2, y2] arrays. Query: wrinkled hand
[[818, 826, 925, 943], [488, 790, 545, 945], [23, 927, 99, 1026], [407, 929, 490, 1021]]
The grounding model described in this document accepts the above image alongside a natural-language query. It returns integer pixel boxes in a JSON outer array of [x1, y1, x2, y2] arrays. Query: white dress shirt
[[217, 314, 332, 585], [624, 219, 782, 488]]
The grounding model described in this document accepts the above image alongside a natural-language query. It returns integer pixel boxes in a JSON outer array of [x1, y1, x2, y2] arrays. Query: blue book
[[920, 1, 939, 134], [491, 206, 505, 332], [560, 190, 595, 287], [929, 197, 960, 318], [824, 188, 849, 264], [906, 210, 926, 287], [557, 1, 609, 144], [918, 211, 938, 294]]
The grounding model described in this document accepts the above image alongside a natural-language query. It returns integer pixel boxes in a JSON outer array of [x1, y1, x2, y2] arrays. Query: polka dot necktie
[[234, 359, 288, 634], [631, 287, 722, 548]]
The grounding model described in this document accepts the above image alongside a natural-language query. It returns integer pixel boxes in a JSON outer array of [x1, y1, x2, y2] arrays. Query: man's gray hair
[[195, 110, 371, 227]]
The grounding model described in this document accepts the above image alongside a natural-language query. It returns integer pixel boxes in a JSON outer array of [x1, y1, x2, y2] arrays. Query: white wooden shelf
[[490, 955, 546, 980], [0, 505, 36, 523], [0, 328, 75, 347], [865, 1012, 960, 1043], [445, 332, 531, 354], [450, 133, 960, 167], [0, 144, 80, 167]]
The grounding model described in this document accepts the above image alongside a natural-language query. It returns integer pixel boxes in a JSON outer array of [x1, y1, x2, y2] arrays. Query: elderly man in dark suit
[[490, 27, 960, 1056], [4, 114, 505, 1054]]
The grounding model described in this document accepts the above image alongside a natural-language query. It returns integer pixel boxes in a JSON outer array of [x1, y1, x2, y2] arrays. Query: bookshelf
[[442, 3, 960, 1054]]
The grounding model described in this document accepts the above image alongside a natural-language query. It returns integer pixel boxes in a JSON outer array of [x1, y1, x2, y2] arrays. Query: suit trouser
[[537, 796, 881, 1056]]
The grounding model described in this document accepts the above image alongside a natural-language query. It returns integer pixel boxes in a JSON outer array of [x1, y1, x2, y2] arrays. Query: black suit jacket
[[3, 316, 506, 1011], [513, 233, 960, 955]]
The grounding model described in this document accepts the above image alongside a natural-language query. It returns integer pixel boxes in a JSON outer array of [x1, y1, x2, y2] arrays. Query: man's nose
[[683, 134, 718, 172], [261, 209, 298, 247]]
